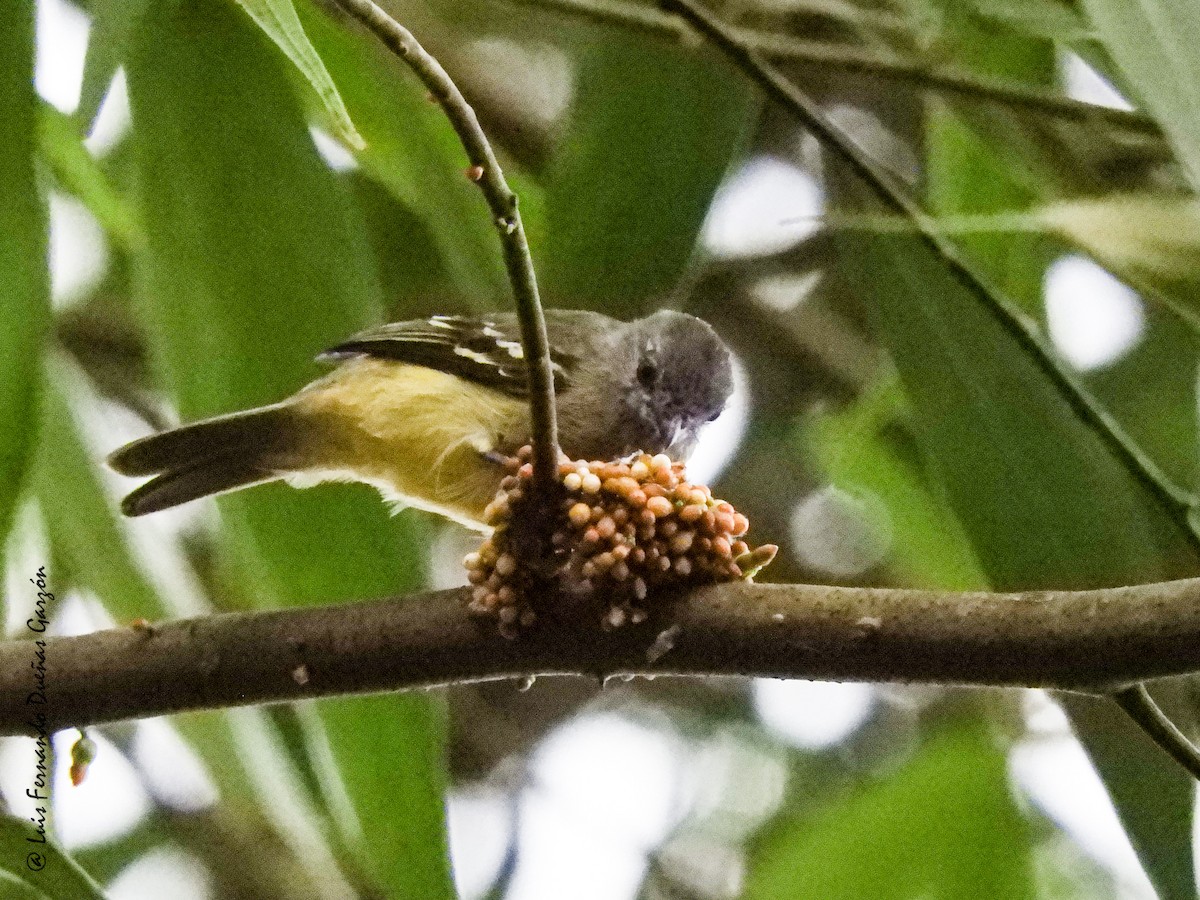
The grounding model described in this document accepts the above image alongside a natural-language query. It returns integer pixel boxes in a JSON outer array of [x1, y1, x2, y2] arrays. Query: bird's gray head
[[617, 311, 734, 459]]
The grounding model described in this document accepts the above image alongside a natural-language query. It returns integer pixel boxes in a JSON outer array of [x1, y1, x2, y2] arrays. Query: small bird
[[108, 309, 734, 530]]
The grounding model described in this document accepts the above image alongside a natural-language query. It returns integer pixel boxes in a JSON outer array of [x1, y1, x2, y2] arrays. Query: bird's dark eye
[[636, 361, 658, 387]]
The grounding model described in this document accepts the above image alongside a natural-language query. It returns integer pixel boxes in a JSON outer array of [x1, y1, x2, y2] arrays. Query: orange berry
[[646, 495, 673, 518], [568, 502, 592, 526]]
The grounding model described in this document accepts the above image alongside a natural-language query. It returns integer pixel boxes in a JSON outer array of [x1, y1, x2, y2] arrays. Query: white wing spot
[[482, 325, 504, 339], [429, 317, 455, 328], [455, 346, 498, 366], [498, 340, 524, 359]]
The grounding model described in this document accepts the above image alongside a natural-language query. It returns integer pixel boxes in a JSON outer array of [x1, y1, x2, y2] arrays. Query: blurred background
[[6, 0, 1200, 896]]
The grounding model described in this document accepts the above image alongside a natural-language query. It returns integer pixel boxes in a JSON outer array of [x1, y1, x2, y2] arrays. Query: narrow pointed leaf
[[125, 2, 452, 896], [0, 816, 105, 900], [1080, 0, 1200, 191], [233, 0, 365, 150], [0, 1, 50, 574]]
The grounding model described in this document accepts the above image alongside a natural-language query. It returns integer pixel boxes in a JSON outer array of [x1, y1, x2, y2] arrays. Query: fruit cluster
[[465, 446, 775, 638]]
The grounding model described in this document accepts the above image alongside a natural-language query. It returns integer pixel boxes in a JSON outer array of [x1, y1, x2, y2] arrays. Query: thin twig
[[8, 577, 1200, 735], [328, 0, 559, 497], [1113, 684, 1200, 781], [661, 0, 1200, 532], [510, 0, 1160, 137]]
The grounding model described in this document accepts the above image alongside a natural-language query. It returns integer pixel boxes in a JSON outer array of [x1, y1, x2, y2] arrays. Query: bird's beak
[[665, 419, 695, 460]]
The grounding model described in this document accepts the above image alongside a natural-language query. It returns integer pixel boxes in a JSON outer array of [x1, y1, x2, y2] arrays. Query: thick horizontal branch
[[6, 578, 1200, 735]]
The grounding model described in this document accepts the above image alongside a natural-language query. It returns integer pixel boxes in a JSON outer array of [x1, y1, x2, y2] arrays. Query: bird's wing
[[318, 315, 578, 397]]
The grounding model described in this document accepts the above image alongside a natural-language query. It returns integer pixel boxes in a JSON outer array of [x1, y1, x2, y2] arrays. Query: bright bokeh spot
[[50, 191, 108, 307], [1010, 734, 1155, 899], [36, 0, 88, 113], [1061, 52, 1133, 110], [753, 679, 877, 750], [505, 712, 690, 900], [703, 157, 823, 258], [1045, 255, 1145, 371], [133, 718, 220, 813], [686, 353, 749, 486], [86, 69, 133, 155], [790, 485, 893, 578], [448, 785, 515, 900], [108, 848, 212, 900]]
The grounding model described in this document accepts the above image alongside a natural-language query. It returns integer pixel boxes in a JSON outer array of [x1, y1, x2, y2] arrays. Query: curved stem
[[661, 0, 1200, 533], [515, 0, 1160, 138], [8, 577, 1200, 735], [328, 0, 559, 496], [1113, 683, 1200, 781]]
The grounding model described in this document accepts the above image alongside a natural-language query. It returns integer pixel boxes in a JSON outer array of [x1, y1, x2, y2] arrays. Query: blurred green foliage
[[5, 0, 1200, 896]]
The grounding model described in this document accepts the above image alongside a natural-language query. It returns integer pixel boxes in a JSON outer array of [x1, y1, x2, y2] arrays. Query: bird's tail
[[108, 403, 309, 516]]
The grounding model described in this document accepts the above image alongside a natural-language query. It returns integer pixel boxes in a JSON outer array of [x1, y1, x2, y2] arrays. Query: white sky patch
[[86, 68, 132, 156], [54, 728, 153, 849], [1010, 734, 1157, 899], [506, 713, 690, 900], [0, 728, 152, 851], [686, 353, 749, 486], [702, 157, 823, 259], [108, 848, 213, 900], [132, 718, 220, 814], [752, 679, 877, 750], [36, 0, 89, 114], [751, 271, 824, 312], [51, 590, 116, 638], [1061, 52, 1134, 111], [1045, 255, 1145, 371], [49, 191, 109, 308], [448, 785, 514, 900]]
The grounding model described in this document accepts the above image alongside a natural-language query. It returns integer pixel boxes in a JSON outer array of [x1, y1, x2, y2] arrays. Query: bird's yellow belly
[[292, 360, 525, 529]]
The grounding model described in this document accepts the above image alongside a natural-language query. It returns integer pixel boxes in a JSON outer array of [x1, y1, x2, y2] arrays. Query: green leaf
[[232, 0, 365, 150], [1039, 193, 1200, 330], [1079, 0, 1200, 191], [0, 816, 106, 900], [968, 0, 1095, 42], [841, 17, 1200, 900], [539, 24, 757, 317], [1041, 194, 1200, 281], [125, 3, 452, 896], [39, 104, 143, 251], [0, 1, 51, 578], [297, 0, 509, 306], [312, 695, 454, 899], [808, 379, 987, 590], [871, 170, 1195, 585], [1058, 692, 1199, 900], [76, 0, 152, 128], [0, 869, 48, 899], [744, 720, 1036, 899]]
